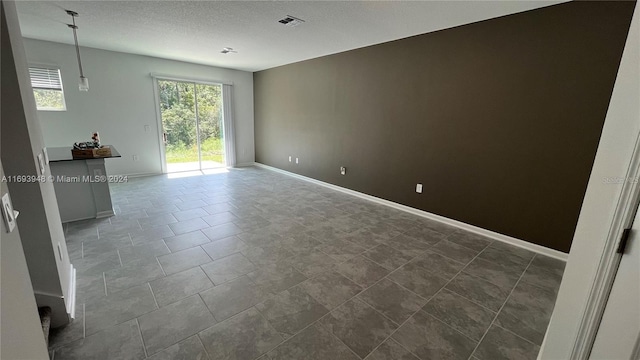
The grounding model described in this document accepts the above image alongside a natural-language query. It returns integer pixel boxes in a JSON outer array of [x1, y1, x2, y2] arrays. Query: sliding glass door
[[157, 80, 225, 172]]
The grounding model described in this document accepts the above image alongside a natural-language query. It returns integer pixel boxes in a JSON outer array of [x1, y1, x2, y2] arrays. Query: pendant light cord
[[68, 12, 84, 78]]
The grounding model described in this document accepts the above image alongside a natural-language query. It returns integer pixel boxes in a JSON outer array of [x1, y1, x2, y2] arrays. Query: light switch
[[416, 184, 423, 193], [1, 193, 17, 233], [37, 153, 46, 176]]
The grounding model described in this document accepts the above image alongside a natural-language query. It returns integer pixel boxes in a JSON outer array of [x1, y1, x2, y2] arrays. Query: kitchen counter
[[46, 146, 121, 223]]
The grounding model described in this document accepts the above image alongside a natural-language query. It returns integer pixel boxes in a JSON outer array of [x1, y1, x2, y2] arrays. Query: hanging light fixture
[[66, 10, 89, 91]]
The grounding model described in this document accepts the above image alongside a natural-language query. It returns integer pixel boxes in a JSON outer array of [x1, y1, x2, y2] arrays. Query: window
[[28, 67, 66, 111]]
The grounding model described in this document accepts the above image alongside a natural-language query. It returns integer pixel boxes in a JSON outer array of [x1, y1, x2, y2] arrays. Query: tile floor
[[49, 167, 565, 360]]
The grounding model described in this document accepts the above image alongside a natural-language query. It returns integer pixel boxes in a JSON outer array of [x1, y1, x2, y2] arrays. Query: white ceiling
[[16, 1, 565, 72]]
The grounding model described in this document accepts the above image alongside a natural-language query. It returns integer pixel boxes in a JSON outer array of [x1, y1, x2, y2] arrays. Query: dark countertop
[[47, 145, 122, 162]]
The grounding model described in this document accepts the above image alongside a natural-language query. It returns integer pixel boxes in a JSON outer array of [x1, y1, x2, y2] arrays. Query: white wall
[[539, 5, 639, 359], [0, 160, 49, 360], [2, 0, 72, 328], [23, 39, 255, 176]]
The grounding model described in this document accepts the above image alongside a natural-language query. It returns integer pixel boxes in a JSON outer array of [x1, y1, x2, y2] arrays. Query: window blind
[[29, 67, 63, 90]]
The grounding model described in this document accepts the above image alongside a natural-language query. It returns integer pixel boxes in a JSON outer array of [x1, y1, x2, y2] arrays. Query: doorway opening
[[157, 80, 225, 173]]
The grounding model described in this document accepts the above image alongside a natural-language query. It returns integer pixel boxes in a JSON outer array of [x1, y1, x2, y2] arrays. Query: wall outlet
[[133, 155, 139, 162], [288, 156, 292, 162], [296, 157, 299, 164], [340, 166, 346, 175], [144, 125, 150, 132], [1, 193, 16, 233], [416, 183, 423, 193]]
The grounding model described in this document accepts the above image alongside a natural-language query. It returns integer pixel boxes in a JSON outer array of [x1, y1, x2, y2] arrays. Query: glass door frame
[[152, 74, 230, 174]]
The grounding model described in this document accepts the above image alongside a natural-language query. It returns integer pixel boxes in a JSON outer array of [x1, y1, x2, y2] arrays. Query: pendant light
[[66, 10, 89, 91]]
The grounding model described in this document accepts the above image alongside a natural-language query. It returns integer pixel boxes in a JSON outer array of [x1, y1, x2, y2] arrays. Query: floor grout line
[[135, 318, 149, 358], [466, 256, 536, 360], [148, 283, 160, 309]]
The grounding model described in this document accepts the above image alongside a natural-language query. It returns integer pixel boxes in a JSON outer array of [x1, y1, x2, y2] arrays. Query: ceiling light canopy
[[278, 15, 304, 27]]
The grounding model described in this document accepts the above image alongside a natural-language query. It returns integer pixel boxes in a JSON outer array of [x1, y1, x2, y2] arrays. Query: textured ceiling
[[16, 1, 565, 72]]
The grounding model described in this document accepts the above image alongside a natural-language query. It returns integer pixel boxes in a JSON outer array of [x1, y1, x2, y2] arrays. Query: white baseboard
[[254, 162, 568, 261], [96, 210, 115, 218], [67, 265, 76, 319], [235, 162, 257, 168]]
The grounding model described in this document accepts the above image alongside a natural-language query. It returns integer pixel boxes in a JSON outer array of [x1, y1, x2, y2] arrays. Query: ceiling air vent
[[278, 15, 304, 27]]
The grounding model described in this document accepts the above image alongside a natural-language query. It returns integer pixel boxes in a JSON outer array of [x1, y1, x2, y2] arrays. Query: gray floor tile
[[65, 169, 564, 360], [242, 243, 294, 267], [495, 281, 558, 345], [363, 244, 414, 271], [520, 255, 565, 293], [299, 270, 362, 310], [201, 211, 240, 227], [130, 225, 175, 246], [169, 218, 210, 235], [341, 228, 387, 249], [54, 319, 145, 360], [201, 236, 249, 260], [105, 257, 164, 292], [85, 284, 157, 335], [388, 262, 449, 299], [247, 261, 307, 294], [334, 255, 390, 287], [201, 253, 257, 285], [118, 240, 170, 264], [82, 237, 128, 258], [238, 230, 284, 247], [285, 249, 339, 277], [198, 308, 283, 360], [267, 324, 359, 360], [233, 214, 271, 231], [329, 216, 367, 233], [430, 239, 481, 264], [172, 208, 209, 222], [392, 311, 477, 360], [473, 325, 540, 360], [175, 199, 207, 211], [380, 234, 434, 257], [138, 295, 217, 355], [76, 274, 107, 303], [202, 202, 237, 215], [463, 257, 521, 290], [422, 289, 495, 341], [200, 275, 271, 321], [280, 234, 323, 256], [49, 304, 85, 349], [446, 230, 492, 252], [367, 339, 420, 360], [256, 286, 329, 337], [359, 278, 427, 325], [402, 225, 449, 244], [445, 272, 511, 312], [149, 266, 214, 307], [138, 213, 178, 230], [74, 253, 121, 277], [319, 238, 367, 262], [320, 298, 397, 358], [158, 246, 212, 275], [411, 251, 465, 280], [146, 335, 210, 360], [202, 222, 245, 241], [164, 230, 211, 252], [486, 242, 536, 264]]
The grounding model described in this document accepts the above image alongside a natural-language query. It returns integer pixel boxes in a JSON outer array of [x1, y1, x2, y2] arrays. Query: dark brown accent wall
[[254, 1, 636, 253]]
